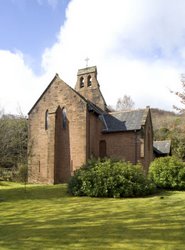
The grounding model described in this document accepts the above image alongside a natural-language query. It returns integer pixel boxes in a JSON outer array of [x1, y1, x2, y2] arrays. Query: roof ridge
[[28, 73, 59, 114], [154, 139, 171, 142], [110, 108, 147, 115]]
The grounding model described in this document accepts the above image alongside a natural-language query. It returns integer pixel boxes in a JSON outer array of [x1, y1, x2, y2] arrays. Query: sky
[[0, 0, 185, 115]]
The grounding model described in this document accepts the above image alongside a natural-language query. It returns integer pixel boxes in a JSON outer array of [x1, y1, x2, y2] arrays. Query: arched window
[[87, 75, 92, 87], [80, 77, 84, 88], [140, 139, 144, 158], [62, 108, 67, 129], [45, 110, 49, 130]]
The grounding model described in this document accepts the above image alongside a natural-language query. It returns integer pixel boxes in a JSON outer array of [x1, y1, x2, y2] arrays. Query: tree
[[153, 127, 170, 141], [172, 74, 185, 113], [171, 130, 185, 160], [0, 114, 28, 169], [116, 95, 135, 111]]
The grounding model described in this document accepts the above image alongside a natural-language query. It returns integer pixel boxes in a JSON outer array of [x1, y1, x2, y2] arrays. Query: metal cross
[[85, 57, 90, 67]]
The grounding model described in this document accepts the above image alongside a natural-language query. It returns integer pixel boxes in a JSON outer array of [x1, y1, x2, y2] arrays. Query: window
[[45, 110, 49, 130], [62, 108, 67, 129], [38, 161, 40, 173], [140, 140, 144, 158], [148, 126, 151, 151], [80, 77, 84, 88], [87, 75, 92, 87]]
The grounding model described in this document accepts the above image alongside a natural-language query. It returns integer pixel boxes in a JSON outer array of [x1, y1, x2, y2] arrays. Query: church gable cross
[[85, 57, 90, 67]]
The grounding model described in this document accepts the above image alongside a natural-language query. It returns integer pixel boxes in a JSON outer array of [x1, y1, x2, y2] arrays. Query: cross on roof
[[85, 57, 90, 67]]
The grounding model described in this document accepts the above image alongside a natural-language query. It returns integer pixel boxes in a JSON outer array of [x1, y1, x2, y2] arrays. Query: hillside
[[151, 108, 185, 159], [151, 108, 182, 130]]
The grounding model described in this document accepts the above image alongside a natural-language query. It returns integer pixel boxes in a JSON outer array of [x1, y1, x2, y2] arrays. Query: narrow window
[[140, 140, 144, 158], [99, 140, 107, 158], [80, 77, 84, 88], [62, 108, 67, 129], [45, 110, 49, 130], [38, 161, 40, 173], [87, 75, 92, 87], [148, 127, 151, 151]]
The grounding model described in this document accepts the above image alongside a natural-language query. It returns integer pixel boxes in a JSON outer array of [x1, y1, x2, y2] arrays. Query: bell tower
[[75, 66, 107, 111]]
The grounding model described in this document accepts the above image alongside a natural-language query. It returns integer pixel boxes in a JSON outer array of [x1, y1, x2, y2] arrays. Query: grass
[[0, 182, 185, 250]]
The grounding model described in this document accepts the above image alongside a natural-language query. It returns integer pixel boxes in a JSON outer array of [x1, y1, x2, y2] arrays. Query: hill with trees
[[151, 108, 185, 159]]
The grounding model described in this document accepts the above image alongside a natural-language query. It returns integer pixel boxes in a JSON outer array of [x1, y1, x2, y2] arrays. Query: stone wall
[[75, 66, 106, 111], [28, 75, 88, 183]]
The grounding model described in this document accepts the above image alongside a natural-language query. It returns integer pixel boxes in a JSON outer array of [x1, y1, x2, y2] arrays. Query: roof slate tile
[[101, 109, 148, 132]]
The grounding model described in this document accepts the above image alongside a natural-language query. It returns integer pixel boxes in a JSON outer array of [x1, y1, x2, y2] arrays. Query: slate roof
[[100, 109, 149, 132], [87, 101, 105, 115], [153, 140, 171, 155]]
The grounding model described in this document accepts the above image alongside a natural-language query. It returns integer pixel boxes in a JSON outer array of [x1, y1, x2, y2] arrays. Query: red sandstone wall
[[87, 112, 102, 158], [101, 132, 139, 163], [28, 76, 88, 184], [140, 111, 154, 173], [100, 111, 153, 173]]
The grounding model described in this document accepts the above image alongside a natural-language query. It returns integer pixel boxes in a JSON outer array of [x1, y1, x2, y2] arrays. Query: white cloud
[[0, 50, 51, 114], [1, 0, 185, 115], [41, 0, 184, 111]]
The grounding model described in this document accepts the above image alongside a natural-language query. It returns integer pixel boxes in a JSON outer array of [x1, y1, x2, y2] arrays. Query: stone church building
[[28, 66, 153, 184]]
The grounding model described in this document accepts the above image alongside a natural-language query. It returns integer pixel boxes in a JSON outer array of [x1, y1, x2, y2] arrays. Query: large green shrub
[[149, 156, 185, 190], [68, 159, 156, 198]]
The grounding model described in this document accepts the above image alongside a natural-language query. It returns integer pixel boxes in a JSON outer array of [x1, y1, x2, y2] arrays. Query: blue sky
[[0, 0, 68, 73], [0, 0, 184, 114]]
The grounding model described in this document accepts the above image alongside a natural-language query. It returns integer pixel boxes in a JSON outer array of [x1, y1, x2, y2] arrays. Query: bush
[[0, 114, 28, 169], [14, 164, 28, 183], [0, 164, 28, 183], [149, 156, 185, 190], [0, 167, 14, 181], [68, 159, 156, 198]]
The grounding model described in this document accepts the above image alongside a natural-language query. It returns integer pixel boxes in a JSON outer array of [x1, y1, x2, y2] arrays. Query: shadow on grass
[[0, 183, 69, 202], [0, 183, 185, 249], [1, 221, 184, 250], [0, 182, 179, 204], [0, 181, 11, 186], [0, 195, 185, 250]]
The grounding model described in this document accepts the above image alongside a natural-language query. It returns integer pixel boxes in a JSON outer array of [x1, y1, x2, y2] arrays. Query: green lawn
[[0, 182, 185, 250]]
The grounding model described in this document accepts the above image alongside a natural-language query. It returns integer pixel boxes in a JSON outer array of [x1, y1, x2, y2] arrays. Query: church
[[28, 66, 153, 184]]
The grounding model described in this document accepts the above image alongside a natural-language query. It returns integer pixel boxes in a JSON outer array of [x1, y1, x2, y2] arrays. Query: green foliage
[[152, 109, 185, 160], [154, 127, 170, 141], [13, 164, 28, 183], [0, 164, 28, 183], [149, 156, 185, 190], [68, 159, 156, 198], [0, 168, 14, 181], [0, 113, 28, 183], [171, 131, 185, 159], [0, 114, 27, 170], [154, 127, 185, 159]]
